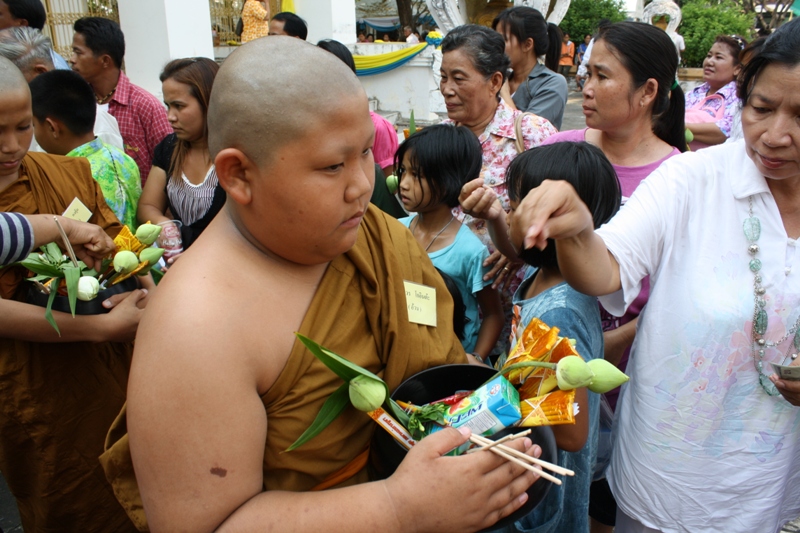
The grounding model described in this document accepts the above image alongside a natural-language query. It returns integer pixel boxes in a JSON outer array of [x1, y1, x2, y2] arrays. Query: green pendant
[[794, 330, 800, 351], [749, 259, 762, 272], [744, 216, 761, 242], [760, 374, 780, 396], [755, 309, 768, 335]]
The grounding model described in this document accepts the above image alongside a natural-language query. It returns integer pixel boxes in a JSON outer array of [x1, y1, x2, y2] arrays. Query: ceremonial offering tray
[[27, 276, 139, 315]]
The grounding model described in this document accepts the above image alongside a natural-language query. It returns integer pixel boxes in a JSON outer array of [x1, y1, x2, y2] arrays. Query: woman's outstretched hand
[[516, 180, 594, 251]]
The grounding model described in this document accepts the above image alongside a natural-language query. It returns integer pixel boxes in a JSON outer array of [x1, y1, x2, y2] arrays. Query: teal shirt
[[67, 138, 141, 230]]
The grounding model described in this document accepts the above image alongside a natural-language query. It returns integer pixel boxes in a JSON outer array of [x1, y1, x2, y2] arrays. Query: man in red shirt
[[70, 17, 171, 186]]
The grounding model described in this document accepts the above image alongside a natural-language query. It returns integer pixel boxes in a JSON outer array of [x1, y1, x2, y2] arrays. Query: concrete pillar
[[293, 0, 357, 44], [117, 0, 215, 98]]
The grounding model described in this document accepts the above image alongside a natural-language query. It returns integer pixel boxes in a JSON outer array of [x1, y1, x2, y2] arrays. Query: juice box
[[426, 375, 521, 454]]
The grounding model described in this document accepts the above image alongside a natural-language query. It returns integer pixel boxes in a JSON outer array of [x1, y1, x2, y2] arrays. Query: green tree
[[679, 0, 753, 67], [560, 0, 626, 42]]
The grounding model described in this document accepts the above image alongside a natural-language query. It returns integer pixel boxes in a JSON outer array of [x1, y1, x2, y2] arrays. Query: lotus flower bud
[[113, 250, 140, 274], [139, 247, 164, 265], [76, 276, 100, 301], [586, 359, 630, 394], [685, 128, 694, 144], [135, 223, 162, 245], [349, 374, 386, 412], [386, 174, 399, 194], [556, 355, 594, 390]]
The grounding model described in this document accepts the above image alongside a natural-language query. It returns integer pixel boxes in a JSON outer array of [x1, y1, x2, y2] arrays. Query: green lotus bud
[[139, 247, 165, 265], [587, 359, 630, 394], [556, 355, 595, 390], [113, 250, 140, 274], [135, 223, 162, 245], [386, 174, 399, 194], [76, 276, 100, 301], [685, 128, 694, 144], [349, 374, 386, 412]]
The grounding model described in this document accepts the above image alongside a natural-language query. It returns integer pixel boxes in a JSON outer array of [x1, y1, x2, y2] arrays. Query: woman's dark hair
[[506, 142, 620, 269], [596, 21, 686, 152], [393, 124, 482, 209], [738, 18, 800, 105], [436, 268, 466, 341], [491, 7, 561, 72], [545, 23, 563, 73], [739, 36, 766, 66], [714, 35, 748, 65], [4, 0, 46, 30], [317, 39, 356, 74], [73, 17, 125, 69], [159, 58, 220, 180], [441, 24, 510, 88]]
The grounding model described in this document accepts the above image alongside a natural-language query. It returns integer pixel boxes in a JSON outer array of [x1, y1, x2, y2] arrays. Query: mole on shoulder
[[210, 467, 227, 477]]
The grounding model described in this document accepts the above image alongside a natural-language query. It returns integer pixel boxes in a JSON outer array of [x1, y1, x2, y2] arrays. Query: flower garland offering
[[14, 222, 164, 334]]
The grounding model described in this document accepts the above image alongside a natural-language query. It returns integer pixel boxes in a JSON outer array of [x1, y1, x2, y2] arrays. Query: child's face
[[0, 88, 32, 181], [506, 199, 524, 255], [398, 151, 432, 212], [241, 92, 376, 266]]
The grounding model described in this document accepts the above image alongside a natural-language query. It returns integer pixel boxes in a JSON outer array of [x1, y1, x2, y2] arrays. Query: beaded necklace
[[744, 195, 800, 396]]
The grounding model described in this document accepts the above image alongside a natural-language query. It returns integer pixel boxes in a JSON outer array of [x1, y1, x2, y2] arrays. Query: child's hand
[[460, 178, 505, 221]]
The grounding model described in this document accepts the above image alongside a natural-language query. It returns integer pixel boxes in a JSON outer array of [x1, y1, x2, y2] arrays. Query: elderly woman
[[685, 35, 746, 150], [440, 24, 556, 285], [513, 18, 800, 533]]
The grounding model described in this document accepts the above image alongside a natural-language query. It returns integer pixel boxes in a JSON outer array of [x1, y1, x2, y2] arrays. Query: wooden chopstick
[[466, 429, 531, 454], [471, 433, 575, 477], [53, 217, 80, 268], [469, 435, 562, 485]]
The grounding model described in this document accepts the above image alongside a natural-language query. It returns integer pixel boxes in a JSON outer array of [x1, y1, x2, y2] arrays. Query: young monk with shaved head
[[101, 37, 543, 532], [0, 56, 144, 532]]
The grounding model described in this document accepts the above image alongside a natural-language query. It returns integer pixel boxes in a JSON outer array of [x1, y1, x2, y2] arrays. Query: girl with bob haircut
[[396, 124, 504, 361], [500, 141, 620, 533], [492, 6, 568, 129], [138, 57, 225, 260]]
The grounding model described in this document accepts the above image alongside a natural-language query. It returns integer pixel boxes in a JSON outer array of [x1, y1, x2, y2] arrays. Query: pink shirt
[[107, 72, 173, 186], [370, 111, 398, 171]]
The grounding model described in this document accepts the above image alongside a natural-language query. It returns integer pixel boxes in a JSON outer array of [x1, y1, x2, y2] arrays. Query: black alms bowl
[[27, 276, 141, 315], [369, 364, 557, 532]]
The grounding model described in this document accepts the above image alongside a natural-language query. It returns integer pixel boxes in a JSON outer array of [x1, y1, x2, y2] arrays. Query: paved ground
[[0, 86, 797, 533]]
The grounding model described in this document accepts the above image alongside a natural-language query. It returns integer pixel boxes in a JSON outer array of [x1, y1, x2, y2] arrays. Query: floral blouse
[[685, 81, 739, 137], [445, 99, 557, 248], [241, 0, 269, 43]]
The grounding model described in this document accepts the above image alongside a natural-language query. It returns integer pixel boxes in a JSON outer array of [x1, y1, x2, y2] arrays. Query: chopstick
[[469, 435, 562, 485], [466, 429, 531, 453], [470, 432, 575, 477], [53, 217, 80, 268]]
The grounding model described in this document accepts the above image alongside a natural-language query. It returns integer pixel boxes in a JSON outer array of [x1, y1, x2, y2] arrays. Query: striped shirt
[[167, 166, 219, 226], [0, 213, 33, 266]]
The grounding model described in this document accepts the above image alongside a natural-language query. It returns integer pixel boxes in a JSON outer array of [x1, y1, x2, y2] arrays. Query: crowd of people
[[0, 0, 799, 532]]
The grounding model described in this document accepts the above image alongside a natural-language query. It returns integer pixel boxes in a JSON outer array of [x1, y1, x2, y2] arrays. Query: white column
[[293, 0, 357, 44], [117, 0, 215, 98]]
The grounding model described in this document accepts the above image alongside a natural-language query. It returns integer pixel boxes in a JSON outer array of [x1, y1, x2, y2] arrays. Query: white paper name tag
[[62, 197, 92, 222], [403, 280, 437, 327]]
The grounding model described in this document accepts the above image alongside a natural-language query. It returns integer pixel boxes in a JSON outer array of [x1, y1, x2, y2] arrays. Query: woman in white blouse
[[511, 19, 800, 533]]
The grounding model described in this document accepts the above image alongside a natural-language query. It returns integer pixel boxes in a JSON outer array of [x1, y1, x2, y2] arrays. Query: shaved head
[[208, 36, 366, 166], [0, 55, 28, 94]]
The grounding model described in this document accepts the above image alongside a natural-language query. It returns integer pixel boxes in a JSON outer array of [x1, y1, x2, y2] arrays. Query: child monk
[[102, 37, 543, 532], [0, 56, 145, 532]]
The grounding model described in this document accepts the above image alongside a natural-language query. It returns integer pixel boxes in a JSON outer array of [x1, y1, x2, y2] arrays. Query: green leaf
[[63, 266, 80, 317], [285, 382, 349, 451], [44, 285, 60, 336], [19, 257, 63, 278], [387, 398, 410, 427], [295, 334, 385, 384], [81, 268, 98, 278], [407, 402, 448, 440], [43, 242, 63, 264], [27, 274, 55, 282], [409, 109, 416, 135]]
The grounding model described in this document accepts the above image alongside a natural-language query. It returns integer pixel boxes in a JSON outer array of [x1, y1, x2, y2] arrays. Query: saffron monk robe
[[100, 37, 544, 533], [0, 56, 149, 532]]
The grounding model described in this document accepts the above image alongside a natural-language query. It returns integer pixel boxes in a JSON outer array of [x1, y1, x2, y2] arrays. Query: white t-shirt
[[599, 140, 800, 533], [406, 34, 419, 44]]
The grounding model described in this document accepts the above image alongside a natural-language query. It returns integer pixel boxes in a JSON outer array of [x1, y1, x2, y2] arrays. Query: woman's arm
[[138, 166, 171, 225], [472, 286, 503, 361], [686, 122, 727, 145]]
